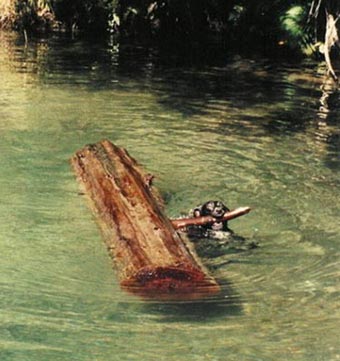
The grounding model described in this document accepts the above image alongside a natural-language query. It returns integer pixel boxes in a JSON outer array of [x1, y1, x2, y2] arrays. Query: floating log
[[71, 140, 220, 300]]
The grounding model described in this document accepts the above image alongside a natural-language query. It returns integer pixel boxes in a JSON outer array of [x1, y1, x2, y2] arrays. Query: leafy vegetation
[[0, 0, 339, 59], [0, 0, 54, 30], [51, 0, 117, 34]]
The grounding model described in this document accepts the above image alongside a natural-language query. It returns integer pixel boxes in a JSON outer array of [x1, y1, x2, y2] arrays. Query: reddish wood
[[171, 207, 251, 230], [71, 140, 220, 300]]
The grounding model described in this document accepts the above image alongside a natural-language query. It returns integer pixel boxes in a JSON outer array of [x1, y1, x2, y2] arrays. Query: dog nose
[[214, 210, 223, 217]]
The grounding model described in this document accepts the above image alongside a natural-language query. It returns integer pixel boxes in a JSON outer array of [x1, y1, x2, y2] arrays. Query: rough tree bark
[[71, 140, 220, 300]]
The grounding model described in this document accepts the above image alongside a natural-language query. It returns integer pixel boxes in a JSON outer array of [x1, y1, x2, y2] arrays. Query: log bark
[[71, 140, 220, 300]]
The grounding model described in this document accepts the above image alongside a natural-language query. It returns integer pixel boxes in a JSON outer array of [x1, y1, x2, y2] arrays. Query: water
[[0, 32, 339, 361]]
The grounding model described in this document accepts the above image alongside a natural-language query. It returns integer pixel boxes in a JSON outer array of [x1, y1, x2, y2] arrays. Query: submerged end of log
[[121, 265, 221, 300]]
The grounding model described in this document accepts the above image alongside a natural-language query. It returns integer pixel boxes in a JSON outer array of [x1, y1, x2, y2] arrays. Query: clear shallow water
[[0, 32, 339, 361]]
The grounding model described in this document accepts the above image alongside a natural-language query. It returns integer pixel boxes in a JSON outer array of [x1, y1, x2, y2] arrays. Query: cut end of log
[[121, 266, 221, 300]]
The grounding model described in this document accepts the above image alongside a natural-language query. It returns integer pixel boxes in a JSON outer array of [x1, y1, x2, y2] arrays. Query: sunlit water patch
[[0, 32, 339, 361]]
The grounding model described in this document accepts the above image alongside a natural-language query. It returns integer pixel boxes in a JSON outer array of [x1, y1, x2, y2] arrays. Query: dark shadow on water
[[106, 277, 242, 323], [6, 33, 339, 165], [192, 232, 259, 260], [133, 234, 258, 322], [138, 279, 243, 322], [324, 132, 340, 171]]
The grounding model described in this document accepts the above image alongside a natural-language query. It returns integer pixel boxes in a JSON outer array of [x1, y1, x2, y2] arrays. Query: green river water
[[0, 32, 339, 361]]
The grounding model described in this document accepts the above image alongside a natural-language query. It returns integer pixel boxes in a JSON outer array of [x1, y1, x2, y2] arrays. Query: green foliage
[[51, 0, 117, 33], [2, 0, 118, 33], [114, 0, 320, 54], [14, 0, 54, 31], [280, 5, 315, 55], [3, 0, 339, 59]]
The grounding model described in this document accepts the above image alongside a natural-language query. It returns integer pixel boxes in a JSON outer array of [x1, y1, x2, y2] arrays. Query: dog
[[191, 200, 230, 233], [187, 200, 258, 252]]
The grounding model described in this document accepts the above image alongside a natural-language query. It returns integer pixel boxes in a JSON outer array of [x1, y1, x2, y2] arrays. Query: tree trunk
[[71, 140, 220, 300]]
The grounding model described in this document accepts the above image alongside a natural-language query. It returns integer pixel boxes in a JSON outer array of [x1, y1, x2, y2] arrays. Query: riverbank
[[0, 0, 55, 32], [1, 1, 339, 80], [0, 0, 15, 29], [1, 1, 338, 57]]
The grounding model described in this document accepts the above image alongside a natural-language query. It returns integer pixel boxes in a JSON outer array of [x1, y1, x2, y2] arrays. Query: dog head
[[200, 200, 229, 219], [193, 200, 230, 231]]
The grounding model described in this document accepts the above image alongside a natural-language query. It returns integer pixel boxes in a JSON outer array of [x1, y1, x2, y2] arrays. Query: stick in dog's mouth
[[171, 207, 251, 230]]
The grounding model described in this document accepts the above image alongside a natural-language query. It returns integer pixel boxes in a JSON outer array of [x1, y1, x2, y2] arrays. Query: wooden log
[[71, 140, 220, 300], [171, 207, 251, 230]]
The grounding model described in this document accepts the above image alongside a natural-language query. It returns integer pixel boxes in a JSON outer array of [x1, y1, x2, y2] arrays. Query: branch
[[308, 0, 323, 20], [324, 13, 339, 80], [171, 207, 251, 230]]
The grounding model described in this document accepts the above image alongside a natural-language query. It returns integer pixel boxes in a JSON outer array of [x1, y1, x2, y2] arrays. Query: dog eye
[[207, 202, 214, 210]]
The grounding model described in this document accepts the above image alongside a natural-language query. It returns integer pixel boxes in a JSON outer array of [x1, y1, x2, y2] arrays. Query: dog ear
[[216, 201, 230, 212], [223, 204, 230, 212], [202, 201, 215, 213], [193, 208, 201, 218]]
